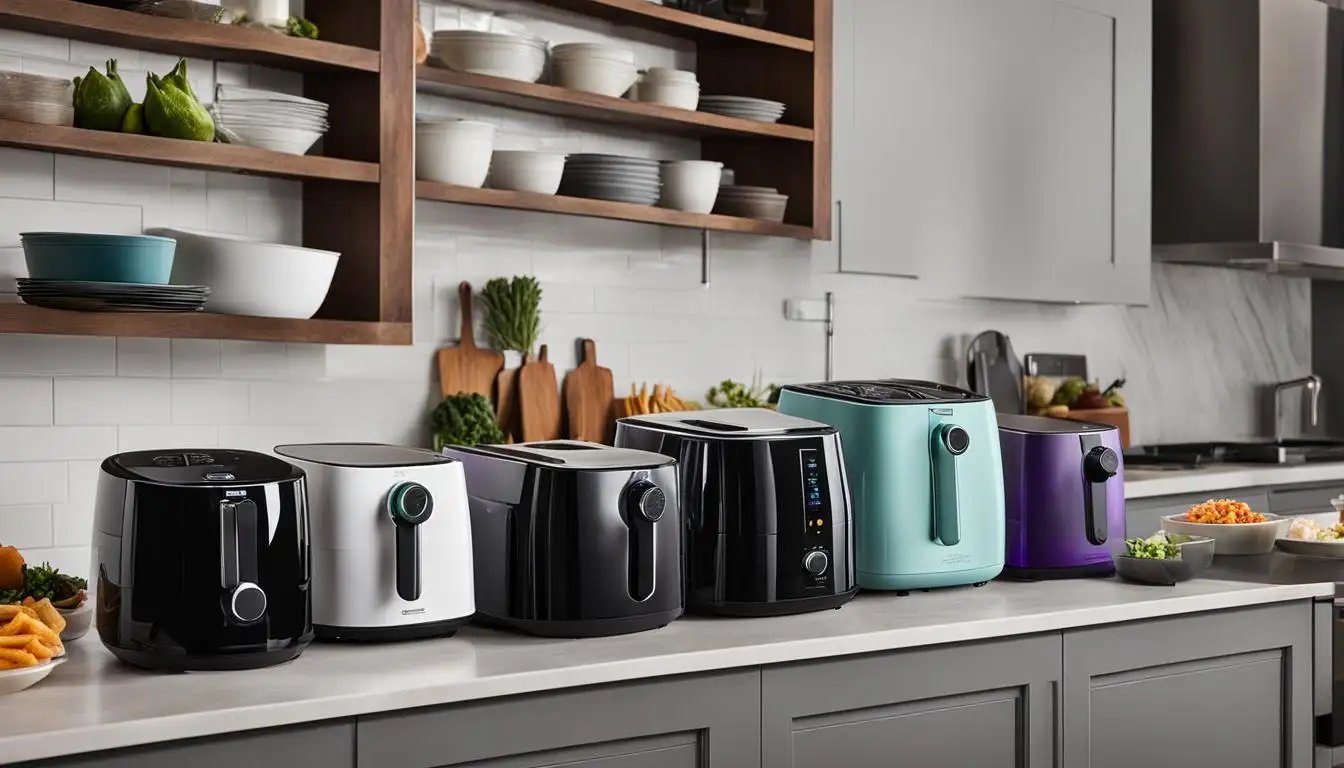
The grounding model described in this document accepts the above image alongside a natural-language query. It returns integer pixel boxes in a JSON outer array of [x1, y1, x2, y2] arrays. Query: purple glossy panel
[[1001, 428, 1125, 569]]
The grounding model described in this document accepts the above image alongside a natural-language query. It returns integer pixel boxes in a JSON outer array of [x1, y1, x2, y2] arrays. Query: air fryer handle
[[625, 480, 666, 602], [220, 498, 259, 588], [931, 424, 969, 546], [1082, 440, 1119, 546], [395, 525, 420, 601], [388, 482, 434, 602]]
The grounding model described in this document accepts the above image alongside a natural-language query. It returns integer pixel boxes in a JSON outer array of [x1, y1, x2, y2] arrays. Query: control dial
[[388, 482, 434, 526], [1084, 446, 1120, 482], [627, 480, 666, 522], [229, 582, 267, 623], [803, 550, 830, 576]]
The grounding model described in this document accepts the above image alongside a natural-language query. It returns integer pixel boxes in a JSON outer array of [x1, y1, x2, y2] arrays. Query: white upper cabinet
[[833, 0, 1152, 304]]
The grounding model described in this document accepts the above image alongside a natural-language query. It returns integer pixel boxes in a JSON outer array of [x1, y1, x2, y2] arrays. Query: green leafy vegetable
[[431, 392, 506, 450], [1124, 533, 1180, 560], [1051, 377, 1088, 407], [479, 276, 542, 354], [706, 373, 779, 409], [286, 16, 319, 39], [0, 562, 88, 606]]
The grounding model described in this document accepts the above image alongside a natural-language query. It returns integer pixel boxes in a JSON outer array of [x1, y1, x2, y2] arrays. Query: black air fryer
[[616, 408, 857, 616], [93, 449, 313, 670], [443, 440, 682, 637]]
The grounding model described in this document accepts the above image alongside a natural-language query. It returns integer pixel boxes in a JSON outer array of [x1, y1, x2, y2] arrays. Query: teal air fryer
[[778, 380, 1004, 591]]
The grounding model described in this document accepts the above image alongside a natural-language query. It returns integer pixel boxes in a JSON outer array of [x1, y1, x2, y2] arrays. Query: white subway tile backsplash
[[118, 424, 219, 452], [170, 339, 222, 378], [52, 460, 99, 547], [0, 198, 141, 248], [171, 379, 249, 424], [0, 246, 24, 288], [55, 155, 170, 207], [220, 341, 292, 379], [0, 426, 117, 461], [0, 335, 116, 376], [0, 29, 69, 58], [0, 149, 53, 200], [0, 377, 52, 425], [116, 339, 171, 377], [55, 378, 171, 425], [0, 505, 52, 548], [0, 463, 67, 505]]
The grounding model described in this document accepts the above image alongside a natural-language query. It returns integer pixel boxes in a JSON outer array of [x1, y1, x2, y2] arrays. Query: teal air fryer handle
[[930, 424, 970, 546]]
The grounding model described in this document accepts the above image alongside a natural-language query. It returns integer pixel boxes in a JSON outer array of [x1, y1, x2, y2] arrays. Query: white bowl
[[641, 67, 697, 84], [487, 150, 566, 194], [1161, 513, 1288, 555], [215, 121, 323, 155], [149, 227, 340, 319], [551, 43, 635, 64], [430, 32, 547, 82], [633, 79, 699, 110], [715, 194, 789, 222], [416, 120, 497, 187], [660, 160, 722, 213], [554, 58, 638, 98], [57, 601, 92, 641], [0, 657, 63, 696]]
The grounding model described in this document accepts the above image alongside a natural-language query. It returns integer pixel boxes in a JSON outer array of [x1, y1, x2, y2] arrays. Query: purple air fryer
[[999, 414, 1124, 578]]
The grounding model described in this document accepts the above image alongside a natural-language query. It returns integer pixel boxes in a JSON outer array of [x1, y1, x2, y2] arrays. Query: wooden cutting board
[[518, 344, 562, 443], [563, 338, 615, 444], [437, 282, 504, 400], [494, 352, 528, 442]]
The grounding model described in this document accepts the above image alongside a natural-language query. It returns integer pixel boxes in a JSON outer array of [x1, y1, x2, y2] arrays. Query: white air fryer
[[274, 443, 474, 641]]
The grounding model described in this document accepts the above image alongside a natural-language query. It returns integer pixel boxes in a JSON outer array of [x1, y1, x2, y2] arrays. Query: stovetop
[[1126, 440, 1344, 467]]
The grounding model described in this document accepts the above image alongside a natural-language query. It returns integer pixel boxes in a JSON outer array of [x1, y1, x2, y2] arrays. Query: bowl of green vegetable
[[0, 558, 90, 640], [1113, 533, 1208, 586]]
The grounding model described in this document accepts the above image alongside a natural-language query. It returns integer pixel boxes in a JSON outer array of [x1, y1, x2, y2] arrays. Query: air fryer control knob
[[1084, 446, 1120, 482], [628, 481, 666, 522], [229, 582, 267, 623], [388, 482, 434, 526], [803, 550, 830, 576], [939, 425, 971, 455]]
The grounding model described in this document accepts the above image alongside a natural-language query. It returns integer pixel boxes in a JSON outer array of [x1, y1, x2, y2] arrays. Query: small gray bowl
[[1113, 554, 1193, 586], [1164, 533, 1215, 575]]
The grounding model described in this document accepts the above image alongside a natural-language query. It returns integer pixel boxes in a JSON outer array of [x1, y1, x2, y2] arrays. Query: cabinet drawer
[[356, 671, 759, 768], [1270, 484, 1344, 516], [14, 721, 354, 768]]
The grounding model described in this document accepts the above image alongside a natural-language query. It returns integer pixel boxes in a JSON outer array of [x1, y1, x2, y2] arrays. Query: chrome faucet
[[1273, 375, 1323, 443]]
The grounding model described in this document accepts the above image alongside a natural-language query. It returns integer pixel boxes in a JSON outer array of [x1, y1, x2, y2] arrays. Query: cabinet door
[[1062, 602, 1315, 768], [761, 634, 1060, 767], [1270, 483, 1344, 517], [356, 671, 759, 768], [835, 0, 1150, 303], [13, 721, 354, 768]]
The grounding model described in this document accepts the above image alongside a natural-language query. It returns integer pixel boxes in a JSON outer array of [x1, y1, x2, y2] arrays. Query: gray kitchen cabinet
[[12, 720, 355, 768], [833, 0, 1151, 304], [1063, 602, 1316, 767], [1125, 488, 1270, 536], [355, 670, 760, 768], [760, 634, 1060, 767], [1271, 483, 1344, 517]]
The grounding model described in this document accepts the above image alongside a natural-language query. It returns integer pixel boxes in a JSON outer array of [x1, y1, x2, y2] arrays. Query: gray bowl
[[1113, 554, 1193, 586], [1164, 533, 1215, 574]]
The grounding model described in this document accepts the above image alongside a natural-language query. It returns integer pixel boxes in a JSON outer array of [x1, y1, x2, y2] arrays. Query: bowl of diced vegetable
[[1113, 532, 1211, 586], [1160, 498, 1286, 555]]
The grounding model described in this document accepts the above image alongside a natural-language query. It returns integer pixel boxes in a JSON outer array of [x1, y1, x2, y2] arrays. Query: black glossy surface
[[315, 615, 470, 642], [105, 449, 302, 486], [617, 422, 856, 615], [782, 379, 987, 405], [999, 414, 1114, 434], [453, 449, 683, 637], [94, 450, 313, 670]]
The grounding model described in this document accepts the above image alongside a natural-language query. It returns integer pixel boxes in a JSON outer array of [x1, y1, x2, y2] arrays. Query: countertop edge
[[1125, 463, 1344, 499], [2, 580, 1330, 764]]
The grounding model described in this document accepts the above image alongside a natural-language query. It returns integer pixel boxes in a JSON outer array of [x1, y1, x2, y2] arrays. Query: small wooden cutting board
[[437, 282, 504, 400], [563, 338, 615, 444], [495, 352, 528, 442], [518, 344, 562, 443]]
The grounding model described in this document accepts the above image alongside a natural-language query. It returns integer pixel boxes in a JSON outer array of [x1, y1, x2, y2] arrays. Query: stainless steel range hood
[[1154, 0, 1344, 279]]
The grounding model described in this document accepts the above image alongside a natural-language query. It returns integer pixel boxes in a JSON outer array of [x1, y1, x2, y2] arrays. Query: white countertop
[[1126, 462, 1344, 499], [0, 578, 1330, 764]]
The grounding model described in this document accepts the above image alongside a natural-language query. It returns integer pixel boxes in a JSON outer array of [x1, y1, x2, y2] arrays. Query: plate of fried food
[[1162, 498, 1287, 555], [0, 599, 66, 695]]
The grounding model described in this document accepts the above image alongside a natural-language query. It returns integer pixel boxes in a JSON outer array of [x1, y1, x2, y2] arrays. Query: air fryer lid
[[621, 407, 835, 438], [275, 442, 452, 468], [104, 449, 301, 486], [783, 379, 987, 405], [455, 440, 675, 470], [998, 414, 1116, 435]]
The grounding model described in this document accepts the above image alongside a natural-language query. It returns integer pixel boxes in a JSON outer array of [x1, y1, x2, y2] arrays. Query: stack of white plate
[[715, 185, 789, 222], [212, 85, 329, 155], [429, 30, 548, 83], [559, 154, 661, 205], [631, 67, 699, 110], [552, 43, 638, 97], [699, 95, 786, 124]]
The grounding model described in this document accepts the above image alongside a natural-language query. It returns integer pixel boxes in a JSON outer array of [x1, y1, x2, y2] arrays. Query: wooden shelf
[[0, 0, 380, 73], [0, 120, 379, 183], [416, 181, 815, 239], [0, 304, 411, 344], [416, 66, 813, 142], [546, 0, 814, 52]]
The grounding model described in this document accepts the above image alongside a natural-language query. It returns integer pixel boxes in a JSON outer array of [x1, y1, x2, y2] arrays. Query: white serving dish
[[660, 160, 722, 213], [430, 31, 547, 82], [551, 42, 635, 64], [1160, 512, 1287, 555], [58, 601, 92, 640], [487, 150, 566, 194], [1275, 537, 1344, 558], [416, 120, 497, 187], [149, 227, 340, 319], [632, 78, 699, 110], [553, 57, 638, 98], [0, 657, 63, 697], [642, 67, 697, 83], [214, 119, 323, 155]]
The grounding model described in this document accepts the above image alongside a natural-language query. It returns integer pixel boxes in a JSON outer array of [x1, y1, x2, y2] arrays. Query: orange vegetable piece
[[0, 545, 24, 591], [1185, 498, 1266, 524]]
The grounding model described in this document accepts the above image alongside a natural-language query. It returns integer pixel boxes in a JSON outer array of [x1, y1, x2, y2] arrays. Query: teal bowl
[[20, 232, 177, 284]]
